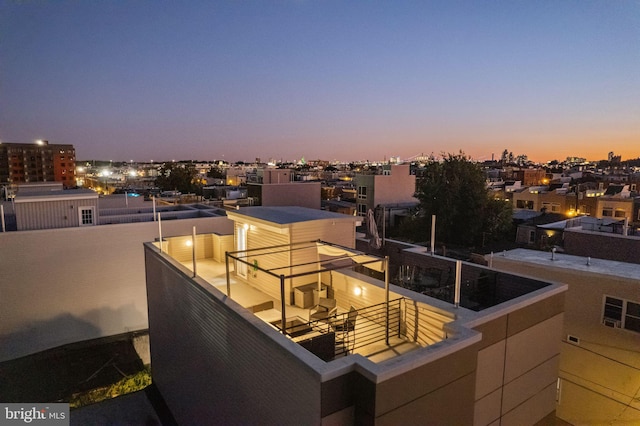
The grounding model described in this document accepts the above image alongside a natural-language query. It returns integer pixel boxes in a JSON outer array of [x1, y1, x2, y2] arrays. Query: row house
[[507, 183, 638, 224]]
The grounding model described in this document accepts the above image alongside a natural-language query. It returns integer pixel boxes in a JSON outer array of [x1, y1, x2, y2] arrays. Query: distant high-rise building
[[0, 140, 76, 188]]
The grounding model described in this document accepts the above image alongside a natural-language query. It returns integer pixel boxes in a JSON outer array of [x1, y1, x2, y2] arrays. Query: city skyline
[[1, 1, 638, 163]]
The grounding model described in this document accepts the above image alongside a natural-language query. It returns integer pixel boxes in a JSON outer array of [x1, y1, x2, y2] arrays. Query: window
[[528, 230, 536, 244], [357, 186, 367, 200], [79, 207, 95, 226], [516, 200, 534, 209], [602, 208, 613, 217], [357, 203, 367, 216], [602, 296, 640, 332], [541, 202, 560, 212], [614, 210, 626, 218]]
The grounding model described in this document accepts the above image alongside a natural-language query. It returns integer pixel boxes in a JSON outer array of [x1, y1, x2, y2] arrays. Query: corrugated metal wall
[[145, 246, 322, 425]]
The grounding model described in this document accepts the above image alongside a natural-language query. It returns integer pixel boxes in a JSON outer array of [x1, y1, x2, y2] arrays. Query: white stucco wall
[[0, 216, 233, 362]]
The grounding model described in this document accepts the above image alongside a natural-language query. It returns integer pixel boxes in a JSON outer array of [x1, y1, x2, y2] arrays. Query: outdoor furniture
[[331, 306, 358, 353], [310, 297, 337, 321], [294, 283, 327, 308], [271, 317, 313, 338]]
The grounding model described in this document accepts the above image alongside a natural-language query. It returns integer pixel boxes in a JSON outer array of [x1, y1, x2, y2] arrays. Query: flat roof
[[227, 206, 358, 225], [499, 248, 640, 281], [14, 189, 98, 203]]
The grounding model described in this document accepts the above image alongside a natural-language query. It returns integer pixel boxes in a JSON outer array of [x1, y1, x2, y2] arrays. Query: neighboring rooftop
[[497, 248, 640, 281], [227, 205, 359, 225], [14, 188, 98, 202]]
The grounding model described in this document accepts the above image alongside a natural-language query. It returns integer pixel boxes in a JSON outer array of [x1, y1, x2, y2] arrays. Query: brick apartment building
[[0, 140, 76, 188]]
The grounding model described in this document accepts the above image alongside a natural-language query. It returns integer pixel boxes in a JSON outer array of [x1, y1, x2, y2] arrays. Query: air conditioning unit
[[603, 318, 621, 328], [567, 335, 580, 345]]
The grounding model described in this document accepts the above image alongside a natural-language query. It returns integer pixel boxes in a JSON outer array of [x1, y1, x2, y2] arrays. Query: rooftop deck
[[163, 238, 450, 364]]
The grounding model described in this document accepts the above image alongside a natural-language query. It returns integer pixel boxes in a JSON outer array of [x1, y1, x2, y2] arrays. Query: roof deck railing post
[[385, 255, 389, 346], [157, 212, 163, 253], [454, 260, 461, 308], [225, 252, 231, 298], [397, 298, 402, 339], [191, 226, 197, 278], [280, 274, 287, 335]]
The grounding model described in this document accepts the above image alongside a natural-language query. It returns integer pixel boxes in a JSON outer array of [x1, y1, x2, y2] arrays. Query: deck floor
[[181, 258, 422, 363]]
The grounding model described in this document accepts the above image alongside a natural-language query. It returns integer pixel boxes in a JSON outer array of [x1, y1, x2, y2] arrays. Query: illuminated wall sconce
[[185, 239, 193, 247], [354, 286, 363, 297], [243, 223, 249, 231]]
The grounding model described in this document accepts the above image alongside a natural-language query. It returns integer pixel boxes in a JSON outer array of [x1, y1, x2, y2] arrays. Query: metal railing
[[290, 298, 405, 359]]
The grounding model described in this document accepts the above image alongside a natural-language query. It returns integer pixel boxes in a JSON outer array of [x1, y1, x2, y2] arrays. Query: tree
[[482, 197, 514, 243], [155, 162, 199, 194], [413, 152, 512, 247], [207, 166, 225, 180]]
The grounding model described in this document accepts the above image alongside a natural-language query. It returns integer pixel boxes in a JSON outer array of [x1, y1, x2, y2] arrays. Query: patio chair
[[331, 306, 358, 353], [310, 297, 337, 321]]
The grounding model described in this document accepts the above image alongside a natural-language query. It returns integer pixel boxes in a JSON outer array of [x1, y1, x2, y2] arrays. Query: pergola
[[224, 240, 391, 344]]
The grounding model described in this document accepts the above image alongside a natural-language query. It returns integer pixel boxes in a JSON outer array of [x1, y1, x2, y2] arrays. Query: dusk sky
[[1, 1, 638, 163]]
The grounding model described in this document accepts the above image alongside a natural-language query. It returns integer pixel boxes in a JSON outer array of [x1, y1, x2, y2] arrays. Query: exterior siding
[[291, 220, 356, 249], [15, 198, 98, 230], [372, 165, 416, 206], [260, 182, 321, 209], [241, 222, 290, 301], [212, 233, 234, 262], [374, 344, 477, 425], [471, 294, 565, 426], [289, 220, 357, 290], [490, 255, 640, 425], [145, 246, 322, 425], [165, 233, 213, 262]]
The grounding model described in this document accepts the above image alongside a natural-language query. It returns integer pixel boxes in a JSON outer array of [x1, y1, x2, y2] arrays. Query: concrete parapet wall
[[0, 216, 233, 362]]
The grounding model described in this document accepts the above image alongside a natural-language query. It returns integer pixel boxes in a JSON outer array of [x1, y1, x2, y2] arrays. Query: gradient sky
[[1, 1, 638, 163]]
